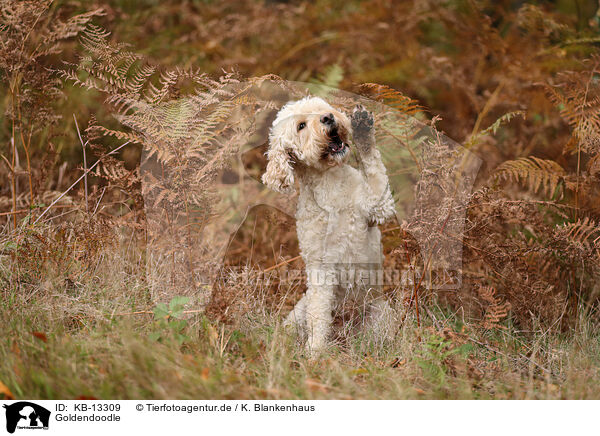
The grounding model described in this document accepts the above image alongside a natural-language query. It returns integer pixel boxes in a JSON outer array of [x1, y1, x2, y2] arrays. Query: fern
[[464, 111, 524, 149], [0, 1, 103, 215], [545, 55, 600, 154], [358, 83, 422, 115], [57, 24, 295, 295], [477, 286, 511, 330], [493, 156, 565, 197], [517, 4, 570, 40], [557, 217, 600, 250], [306, 64, 345, 98], [313, 63, 344, 89]]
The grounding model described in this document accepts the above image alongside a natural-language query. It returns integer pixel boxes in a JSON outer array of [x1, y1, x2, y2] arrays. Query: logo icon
[[3, 402, 50, 434]]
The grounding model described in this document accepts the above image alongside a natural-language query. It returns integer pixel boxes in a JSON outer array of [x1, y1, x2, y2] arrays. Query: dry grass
[[2, 0, 600, 400], [1, 222, 599, 400]]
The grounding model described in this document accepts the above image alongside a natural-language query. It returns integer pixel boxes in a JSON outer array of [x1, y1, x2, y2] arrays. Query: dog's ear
[[262, 134, 295, 194]]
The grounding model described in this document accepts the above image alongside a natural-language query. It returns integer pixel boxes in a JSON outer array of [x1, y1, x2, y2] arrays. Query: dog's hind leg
[[304, 280, 336, 355], [284, 294, 308, 339], [366, 296, 396, 346]]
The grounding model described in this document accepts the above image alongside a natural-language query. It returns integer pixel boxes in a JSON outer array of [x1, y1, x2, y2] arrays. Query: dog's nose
[[320, 113, 334, 125]]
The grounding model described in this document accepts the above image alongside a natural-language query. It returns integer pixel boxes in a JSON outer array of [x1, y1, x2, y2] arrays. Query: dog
[[262, 96, 396, 353]]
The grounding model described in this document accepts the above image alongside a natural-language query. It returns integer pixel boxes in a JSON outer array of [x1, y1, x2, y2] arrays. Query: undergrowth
[[1, 0, 600, 399], [1, 241, 599, 400]]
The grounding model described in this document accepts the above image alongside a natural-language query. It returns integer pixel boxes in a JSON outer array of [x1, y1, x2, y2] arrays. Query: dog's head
[[262, 96, 352, 193]]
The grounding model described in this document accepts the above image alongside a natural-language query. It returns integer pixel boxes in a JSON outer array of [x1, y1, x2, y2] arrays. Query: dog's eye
[[297, 122, 306, 131]]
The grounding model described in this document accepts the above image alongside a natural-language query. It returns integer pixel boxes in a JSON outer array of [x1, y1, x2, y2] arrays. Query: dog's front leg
[[304, 267, 336, 355], [351, 105, 395, 225]]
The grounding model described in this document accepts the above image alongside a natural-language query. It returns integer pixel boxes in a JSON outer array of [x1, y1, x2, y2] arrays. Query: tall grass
[[1, 228, 599, 400], [2, 0, 600, 400]]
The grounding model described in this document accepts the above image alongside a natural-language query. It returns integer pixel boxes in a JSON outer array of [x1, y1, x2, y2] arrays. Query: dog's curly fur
[[262, 96, 396, 353]]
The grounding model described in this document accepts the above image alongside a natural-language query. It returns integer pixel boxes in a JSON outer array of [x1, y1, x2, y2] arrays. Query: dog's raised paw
[[351, 104, 374, 128], [351, 104, 374, 152]]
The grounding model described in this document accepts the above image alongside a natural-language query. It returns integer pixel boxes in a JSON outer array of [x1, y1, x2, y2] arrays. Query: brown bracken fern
[[0, 1, 103, 226], [493, 156, 565, 198]]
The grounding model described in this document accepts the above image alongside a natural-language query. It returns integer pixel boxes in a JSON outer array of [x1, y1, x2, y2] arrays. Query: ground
[[1, 238, 599, 400]]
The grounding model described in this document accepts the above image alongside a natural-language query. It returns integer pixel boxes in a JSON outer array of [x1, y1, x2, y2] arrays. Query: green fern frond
[[315, 63, 344, 89], [465, 111, 525, 149]]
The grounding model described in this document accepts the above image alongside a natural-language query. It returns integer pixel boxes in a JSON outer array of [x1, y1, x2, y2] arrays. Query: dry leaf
[[304, 378, 328, 393], [206, 324, 219, 348], [390, 357, 406, 368], [201, 367, 210, 380], [0, 380, 15, 400], [31, 332, 48, 342]]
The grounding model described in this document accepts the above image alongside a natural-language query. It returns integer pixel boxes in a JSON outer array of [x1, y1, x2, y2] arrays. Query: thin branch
[[113, 309, 205, 316], [73, 114, 89, 214], [263, 255, 302, 273], [33, 141, 130, 225], [470, 79, 505, 139], [92, 186, 107, 216], [468, 336, 552, 375], [0, 209, 28, 217]]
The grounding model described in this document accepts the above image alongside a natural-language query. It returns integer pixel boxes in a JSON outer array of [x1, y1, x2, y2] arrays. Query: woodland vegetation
[[1, 0, 600, 399]]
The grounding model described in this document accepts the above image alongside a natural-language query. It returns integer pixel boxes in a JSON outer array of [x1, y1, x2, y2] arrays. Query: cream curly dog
[[262, 96, 396, 353]]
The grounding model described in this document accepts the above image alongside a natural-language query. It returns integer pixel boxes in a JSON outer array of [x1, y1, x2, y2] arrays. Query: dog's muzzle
[[326, 127, 348, 156]]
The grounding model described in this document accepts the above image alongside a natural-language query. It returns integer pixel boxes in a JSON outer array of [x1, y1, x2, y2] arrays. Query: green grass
[[1, 240, 600, 400]]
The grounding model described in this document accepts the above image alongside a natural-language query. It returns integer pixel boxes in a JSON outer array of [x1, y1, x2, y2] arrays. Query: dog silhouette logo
[[2, 402, 50, 433]]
